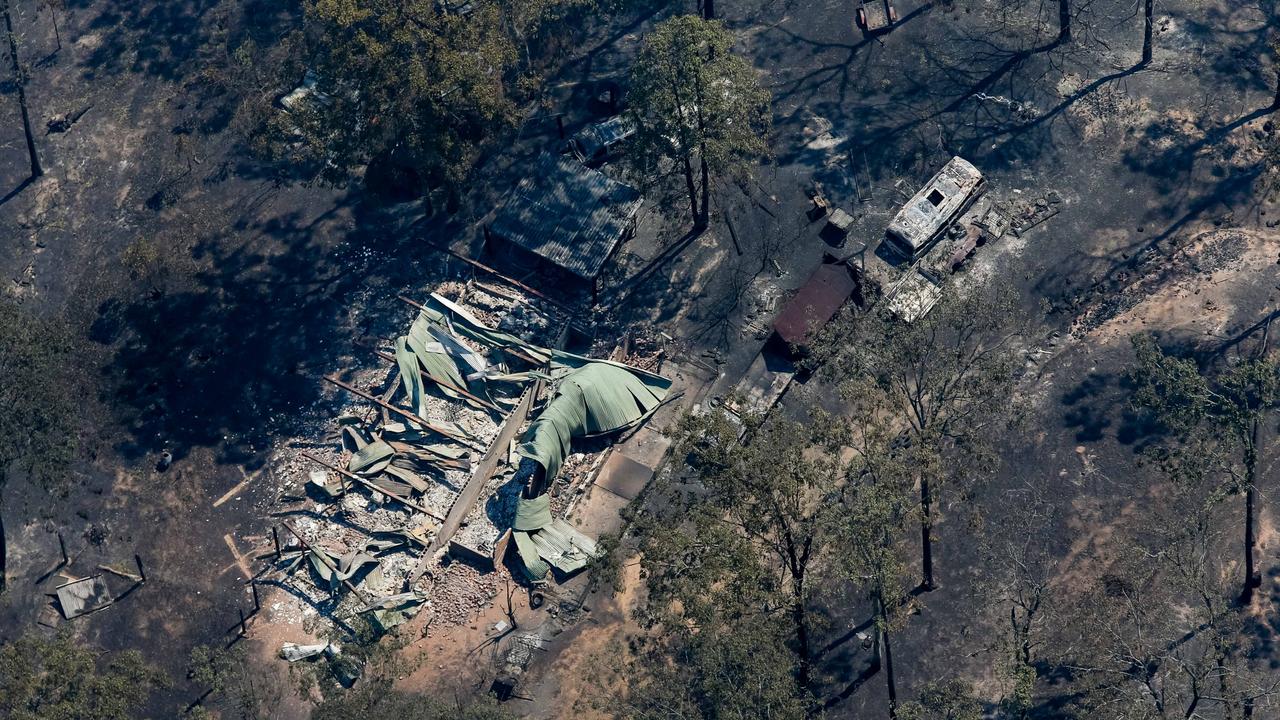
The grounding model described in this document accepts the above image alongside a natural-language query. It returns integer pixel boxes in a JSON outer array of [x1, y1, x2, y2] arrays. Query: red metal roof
[[772, 262, 858, 349]]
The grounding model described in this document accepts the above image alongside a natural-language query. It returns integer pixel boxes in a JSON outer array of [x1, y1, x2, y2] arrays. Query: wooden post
[[238, 607, 247, 636], [272, 527, 281, 559], [250, 581, 261, 613], [134, 554, 146, 584], [57, 532, 67, 565], [556, 115, 566, 139]]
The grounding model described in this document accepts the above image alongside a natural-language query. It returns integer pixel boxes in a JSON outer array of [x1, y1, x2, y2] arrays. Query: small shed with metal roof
[[770, 260, 861, 355], [487, 154, 643, 283]]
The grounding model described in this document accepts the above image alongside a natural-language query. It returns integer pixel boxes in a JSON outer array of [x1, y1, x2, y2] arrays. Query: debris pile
[[259, 267, 670, 658], [1008, 191, 1062, 237]]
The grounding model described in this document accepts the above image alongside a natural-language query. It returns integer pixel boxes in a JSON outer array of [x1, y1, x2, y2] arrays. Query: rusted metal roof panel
[[490, 154, 643, 280], [772, 263, 858, 348]]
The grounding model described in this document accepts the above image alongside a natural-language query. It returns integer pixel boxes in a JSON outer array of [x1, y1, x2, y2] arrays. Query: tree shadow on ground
[[1243, 569, 1280, 669], [1059, 368, 1166, 448], [91, 189, 431, 467], [1121, 105, 1276, 190], [67, 0, 302, 82]]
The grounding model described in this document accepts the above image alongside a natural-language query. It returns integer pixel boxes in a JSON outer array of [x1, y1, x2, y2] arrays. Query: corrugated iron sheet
[[490, 154, 643, 279], [772, 263, 858, 349]]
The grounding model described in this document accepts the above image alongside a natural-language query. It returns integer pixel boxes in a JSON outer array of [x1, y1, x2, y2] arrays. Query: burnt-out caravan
[[885, 157, 985, 261]]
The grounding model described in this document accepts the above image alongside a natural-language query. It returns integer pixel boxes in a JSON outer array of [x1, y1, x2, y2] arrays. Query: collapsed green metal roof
[[517, 359, 670, 480]]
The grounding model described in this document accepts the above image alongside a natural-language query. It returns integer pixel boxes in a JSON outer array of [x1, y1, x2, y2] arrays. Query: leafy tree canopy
[[0, 299, 77, 489], [311, 680, 515, 720], [618, 408, 914, 718], [628, 14, 770, 224], [0, 631, 165, 720], [898, 679, 985, 720], [283, 0, 522, 192]]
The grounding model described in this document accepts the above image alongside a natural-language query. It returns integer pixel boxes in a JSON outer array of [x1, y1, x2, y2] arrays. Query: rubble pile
[[424, 561, 502, 627], [1009, 191, 1063, 236], [260, 279, 550, 643], [454, 471, 522, 559], [550, 450, 607, 517], [437, 277, 564, 348], [620, 327, 665, 373], [1069, 229, 1251, 334], [254, 261, 668, 679]]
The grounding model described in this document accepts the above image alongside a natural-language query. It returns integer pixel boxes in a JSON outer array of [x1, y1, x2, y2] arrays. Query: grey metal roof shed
[[488, 154, 643, 281]]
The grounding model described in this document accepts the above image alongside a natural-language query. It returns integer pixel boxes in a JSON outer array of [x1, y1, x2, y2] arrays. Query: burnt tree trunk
[[49, 5, 60, 52], [785, 532, 815, 703], [919, 476, 935, 591], [1242, 485, 1259, 601], [1141, 0, 1154, 65], [877, 595, 899, 719], [698, 151, 710, 230], [1057, 0, 1070, 43], [1273, 66, 1280, 109], [681, 153, 701, 226], [3, 0, 41, 179], [794, 596, 813, 699], [1240, 318, 1269, 605], [0, 494, 7, 595], [1240, 435, 1261, 605], [702, 0, 715, 20]]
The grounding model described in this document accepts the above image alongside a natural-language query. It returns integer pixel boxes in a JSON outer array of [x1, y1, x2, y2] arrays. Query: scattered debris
[[46, 105, 92, 134], [280, 642, 339, 662], [259, 270, 669, 644], [55, 576, 114, 619]]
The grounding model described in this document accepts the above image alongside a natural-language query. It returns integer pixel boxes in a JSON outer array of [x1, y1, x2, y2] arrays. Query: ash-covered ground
[[1, 0, 1278, 716]]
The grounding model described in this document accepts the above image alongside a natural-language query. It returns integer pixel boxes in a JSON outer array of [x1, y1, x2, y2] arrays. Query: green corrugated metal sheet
[[517, 361, 670, 480], [513, 531, 550, 581]]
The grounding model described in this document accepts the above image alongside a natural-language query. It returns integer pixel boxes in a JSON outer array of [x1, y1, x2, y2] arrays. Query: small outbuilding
[[486, 154, 643, 292], [769, 259, 861, 356]]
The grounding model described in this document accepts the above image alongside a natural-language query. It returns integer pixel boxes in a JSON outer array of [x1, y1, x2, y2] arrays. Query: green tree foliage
[[898, 679, 984, 720], [310, 680, 515, 720], [837, 431, 916, 717], [628, 15, 770, 228], [0, 631, 165, 720], [615, 615, 812, 720], [281, 0, 520, 196], [186, 644, 283, 720], [504, 0, 595, 66], [817, 288, 1025, 591], [620, 408, 914, 718], [973, 487, 1059, 719], [1058, 536, 1280, 718], [0, 299, 77, 592], [1126, 331, 1280, 601]]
